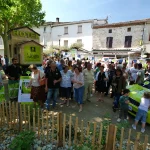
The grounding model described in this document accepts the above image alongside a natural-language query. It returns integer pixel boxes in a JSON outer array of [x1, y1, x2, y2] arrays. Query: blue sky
[[41, 0, 150, 23]]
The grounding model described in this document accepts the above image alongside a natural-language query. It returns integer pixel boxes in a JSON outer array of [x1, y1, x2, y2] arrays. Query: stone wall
[[93, 25, 145, 49]]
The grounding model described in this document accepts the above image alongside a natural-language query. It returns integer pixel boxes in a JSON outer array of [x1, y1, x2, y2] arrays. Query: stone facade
[[93, 25, 145, 50]]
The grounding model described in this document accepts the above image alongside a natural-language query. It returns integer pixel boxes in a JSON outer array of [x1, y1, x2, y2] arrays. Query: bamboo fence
[[0, 101, 149, 150]]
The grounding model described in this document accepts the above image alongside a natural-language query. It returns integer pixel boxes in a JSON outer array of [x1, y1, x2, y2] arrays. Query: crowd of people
[[0, 55, 150, 133]]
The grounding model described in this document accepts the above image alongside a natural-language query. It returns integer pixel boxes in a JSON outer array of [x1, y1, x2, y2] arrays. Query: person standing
[[112, 69, 126, 112], [96, 66, 109, 102], [83, 63, 94, 102], [28, 65, 46, 108], [60, 65, 73, 106], [45, 62, 62, 110], [129, 63, 138, 85], [5, 58, 21, 81], [136, 63, 144, 85], [57, 59, 65, 71], [72, 66, 84, 112], [132, 92, 150, 133]]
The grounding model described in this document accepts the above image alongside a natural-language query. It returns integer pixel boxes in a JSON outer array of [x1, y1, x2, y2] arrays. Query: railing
[[0, 101, 149, 150]]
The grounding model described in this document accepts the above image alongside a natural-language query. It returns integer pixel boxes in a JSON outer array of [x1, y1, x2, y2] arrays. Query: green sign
[[24, 45, 42, 63], [12, 30, 39, 39]]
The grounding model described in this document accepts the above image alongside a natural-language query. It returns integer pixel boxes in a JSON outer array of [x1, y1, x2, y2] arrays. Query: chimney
[[56, 17, 59, 23]]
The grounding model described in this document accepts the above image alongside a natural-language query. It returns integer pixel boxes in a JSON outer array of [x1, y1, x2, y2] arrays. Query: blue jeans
[[135, 109, 147, 123], [113, 93, 121, 108], [74, 86, 84, 104], [45, 88, 59, 110]]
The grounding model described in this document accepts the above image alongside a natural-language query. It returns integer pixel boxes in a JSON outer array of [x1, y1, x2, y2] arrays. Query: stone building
[[32, 18, 108, 52], [92, 19, 150, 59]]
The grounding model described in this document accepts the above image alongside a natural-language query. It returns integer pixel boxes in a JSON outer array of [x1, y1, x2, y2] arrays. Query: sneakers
[[79, 108, 82, 112], [132, 124, 136, 130], [117, 118, 121, 122], [141, 128, 145, 133]]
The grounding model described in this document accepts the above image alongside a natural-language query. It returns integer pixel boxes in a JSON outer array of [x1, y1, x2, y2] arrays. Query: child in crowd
[[117, 89, 130, 122], [132, 92, 150, 133]]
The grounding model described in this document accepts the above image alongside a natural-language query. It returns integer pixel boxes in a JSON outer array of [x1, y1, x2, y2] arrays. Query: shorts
[[61, 87, 71, 99], [135, 109, 147, 123]]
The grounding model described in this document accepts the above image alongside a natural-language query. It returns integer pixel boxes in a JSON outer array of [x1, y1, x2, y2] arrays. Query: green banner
[[24, 45, 42, 63]]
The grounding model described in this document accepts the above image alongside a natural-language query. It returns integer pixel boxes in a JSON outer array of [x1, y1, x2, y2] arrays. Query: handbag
[[38, 71, 46, 86]]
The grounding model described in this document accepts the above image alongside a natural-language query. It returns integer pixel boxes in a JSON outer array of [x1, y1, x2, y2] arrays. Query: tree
[[70, 42, 83, 50], [0, 0, 45, 57]]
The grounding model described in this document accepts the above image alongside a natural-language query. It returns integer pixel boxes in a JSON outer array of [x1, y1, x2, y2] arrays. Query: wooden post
[[38, 108, 40, 138], [87, 121, 90, 137], [143, 135, 148, 150], [119, 128, 124, 150], [74, 117, 78, 145], [33, 108, 35, 131], [28, 106, 31, 130], [41, 111, 44, 142], [127, 129, 131, 150], [23, 104, 26, 129], [52, 111, 54, 142], [16, 102, 18, 128], [105, 124, 117, 150], [5, 101, 9, 127], [46, 111, 49, 142], [0, 104, 2, 126], [58, 112, 63, 147], [12, 102, 15, 128], [57, 112, 59, 144], [98, 123, 103, 149], [92, 122, 97, 146], [2, 102, 5, 125], [19, 103, 22, 131], [69, 115, 72, 147], [134, 132, 141, 150], [81, 120, 84, 143], [63, 113, 66, 147]]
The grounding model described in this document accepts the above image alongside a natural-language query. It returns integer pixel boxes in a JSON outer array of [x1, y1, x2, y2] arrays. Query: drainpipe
[[141, 22, 146, 56]]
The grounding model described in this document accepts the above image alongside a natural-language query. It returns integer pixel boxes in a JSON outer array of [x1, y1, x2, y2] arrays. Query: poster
[[0, 86, 5, 103], [24, 45, 42, 63], [8, 80, 19, 99], [18, 76, 33, 102]]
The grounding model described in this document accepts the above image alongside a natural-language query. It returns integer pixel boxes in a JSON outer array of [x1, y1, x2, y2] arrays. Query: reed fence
[[0, 101, 149, 150]]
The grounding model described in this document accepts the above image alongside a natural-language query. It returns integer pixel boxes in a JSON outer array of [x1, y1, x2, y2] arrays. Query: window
[[64, 40, 68, 47], [149, 34, 150, 41], [127, 27, 131, 32], [78, 25, 82, 33], [44, 27, 46, 32], [106, 37, 113, 48], [0, 37, 3, 45], [64, 27, 68, 34], [14, 47, 17, 55], [124, 36, 132, 47], [77, 39, 82, 44], [109, 29, 112, 33]]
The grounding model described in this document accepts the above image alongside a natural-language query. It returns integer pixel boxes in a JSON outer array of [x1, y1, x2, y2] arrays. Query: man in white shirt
[[129, 63, 138, 85], [83, 63, 94, 102]]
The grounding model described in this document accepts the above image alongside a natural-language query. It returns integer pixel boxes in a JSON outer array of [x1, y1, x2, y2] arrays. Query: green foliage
[[0, 0, 45, 55], [9, 130, 35, 150], [70, 42, 83, 50]]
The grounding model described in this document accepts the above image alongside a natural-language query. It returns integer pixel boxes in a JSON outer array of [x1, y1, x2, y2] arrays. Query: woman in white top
[[72, 66, 84, 112], [28, 64, 46, 108]]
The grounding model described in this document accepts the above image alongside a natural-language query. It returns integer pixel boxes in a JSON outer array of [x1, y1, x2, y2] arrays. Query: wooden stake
[[12, 102, 15, 128], [74, 117, 78, 145], [19, 103, 22, 131], [16, 102, 18, 128], [58, 112, 63, 147], [63, 113, 66, 147], [33, 108, 35, 131], [41, 111, 44, 142], [98, 123, 103, 149], [9, 101, 12, 129], [23, 104, 26, 129], [2, 102, 5, 125], [57, 112, 59, 144], [81, 120, 84, 143], [38, 108, 40, 138], [87, 121, 90, 136], [92, 122, 97, 146], [28, 106, 31, 130], [5, 101, 9, 127], [69, 115, 72, 147], [46, 111, 49, 142], [143, 135, 148, 150], [0, 104, 2, 126], [134, 132, 141, 150], [105, 124, 117, 150], [119, 127, 124, 150], [127, 129, 131, 150], [52, 111, 54, 142]]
